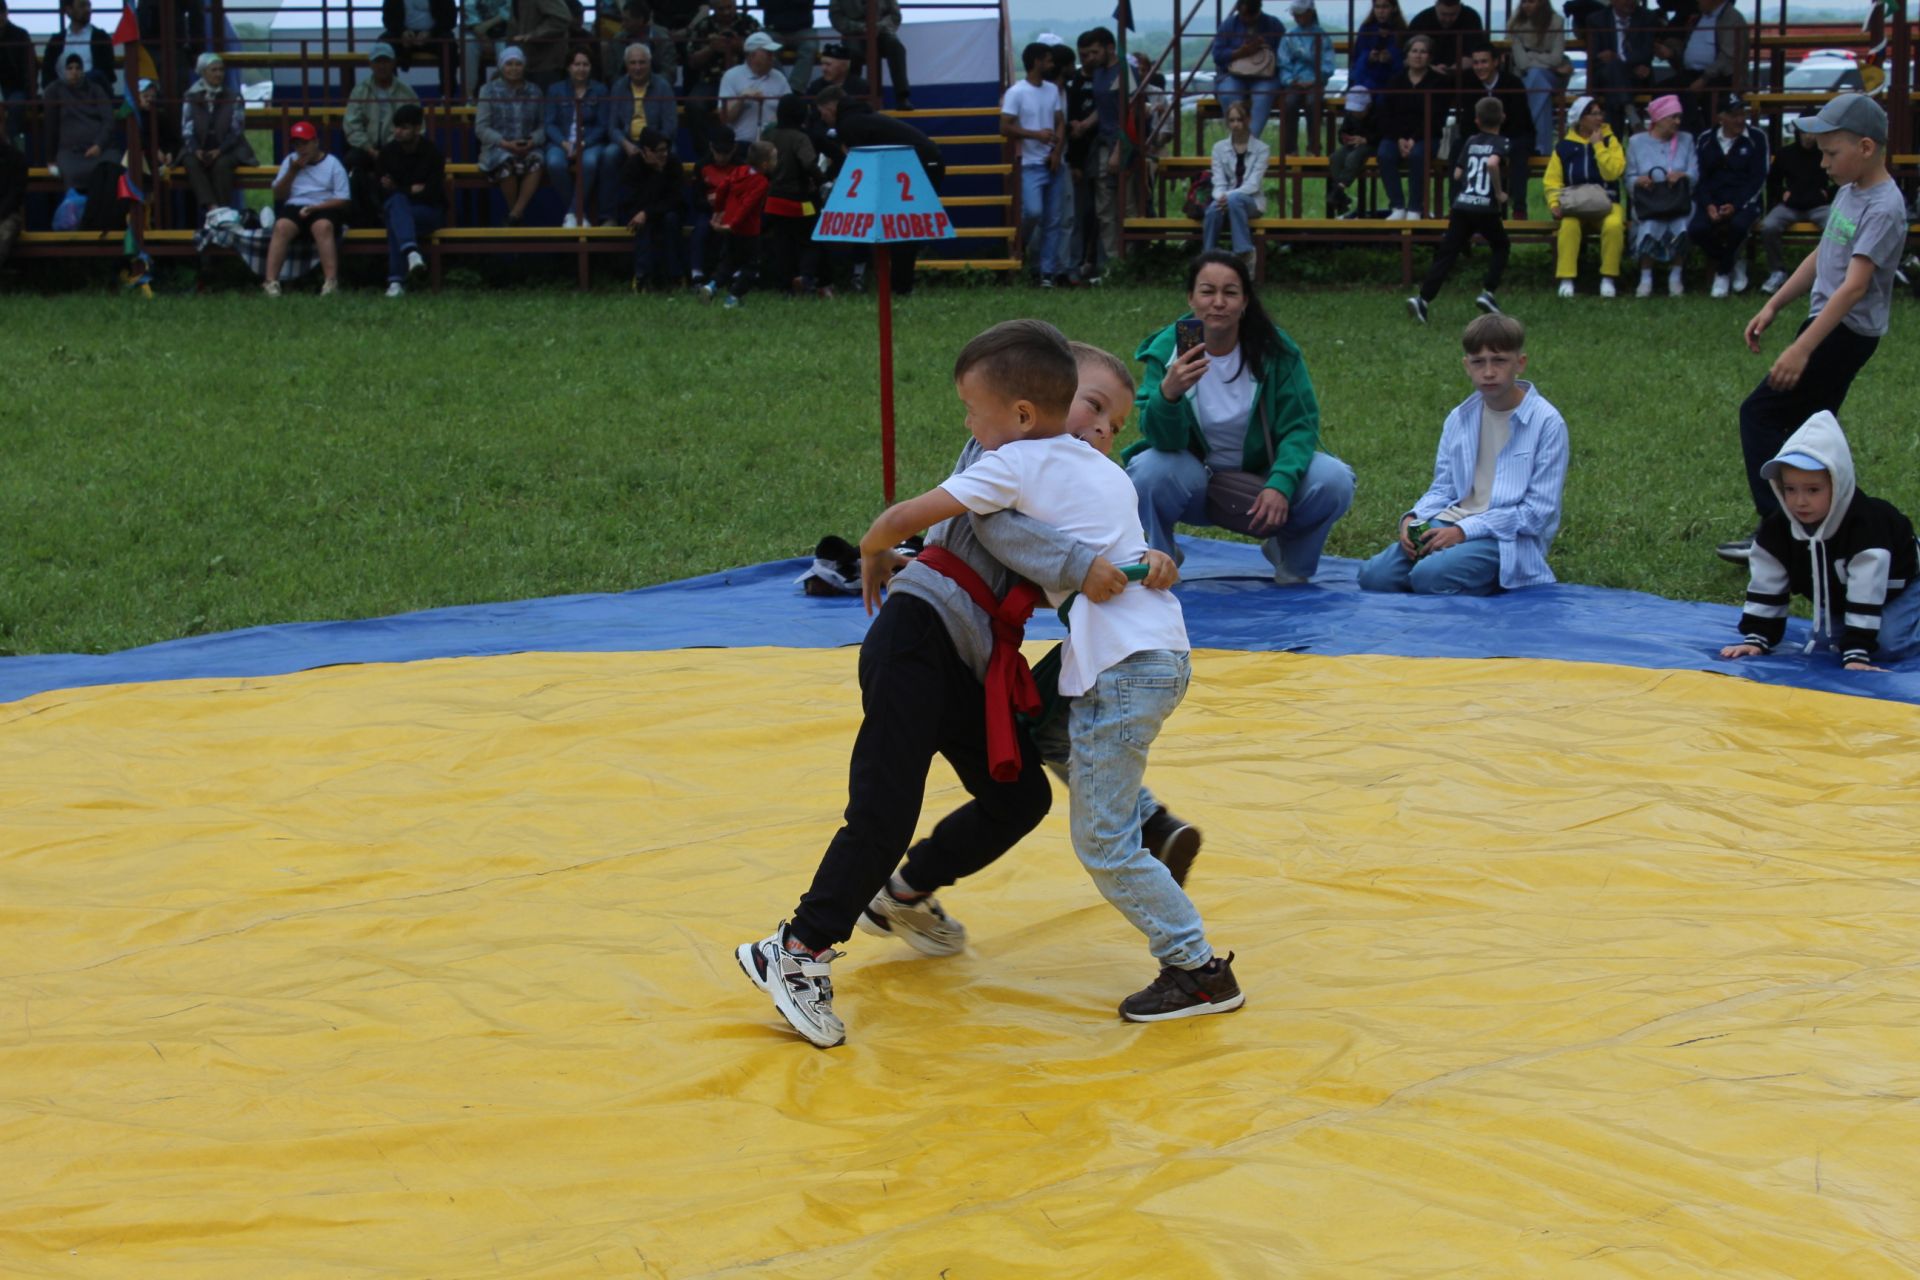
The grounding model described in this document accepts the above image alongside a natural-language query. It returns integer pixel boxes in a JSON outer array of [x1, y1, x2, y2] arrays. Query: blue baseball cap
[[1760, 450, 1826, 479]]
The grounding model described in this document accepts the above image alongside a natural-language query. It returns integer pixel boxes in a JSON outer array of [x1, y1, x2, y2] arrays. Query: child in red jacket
[[698, 139, 773, 307]]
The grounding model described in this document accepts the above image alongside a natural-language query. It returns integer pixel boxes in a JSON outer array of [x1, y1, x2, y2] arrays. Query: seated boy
[[737, 324, 1133, 1049], [1720, 410, 1920, 671], [1357, 314, 1569, 596], [858, 320, 1242, 1023]]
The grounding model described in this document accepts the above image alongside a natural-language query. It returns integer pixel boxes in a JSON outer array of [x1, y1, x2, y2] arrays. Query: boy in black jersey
[[1408, 96, 1511, 323]]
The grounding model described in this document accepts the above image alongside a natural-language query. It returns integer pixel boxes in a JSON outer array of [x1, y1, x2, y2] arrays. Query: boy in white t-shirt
[[861, 320, 1244, 1023], [1000, 42, 1067, 285]]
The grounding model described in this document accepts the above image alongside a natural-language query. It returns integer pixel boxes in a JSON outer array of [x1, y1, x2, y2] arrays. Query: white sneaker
[[1669, 267, 1685, 295], [1557, 280, 1575, 298], [1473, 290, 1500, 314], [1732, 261, 1749, 293], [1386, 207, 1407, 221], [858, 885, 968, 956], [320, 278, 339, 297], [1636, 272, 1654, 298], [1406, 295, 1429, 324], [561, 212, 580, 229], [385, 281, 405, 297], [406, 249, 427, 280], [737, 925, 846, 1048], [1710, 273, 1730, 298], [1599, 277, 1617, 298], [261, 280, 281, 298], [1761, 270, 1787, 293]]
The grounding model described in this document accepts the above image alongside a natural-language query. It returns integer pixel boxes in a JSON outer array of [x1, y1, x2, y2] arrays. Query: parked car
[[1785, 56, 1868, 92], [1565, 48, 1586, 93]]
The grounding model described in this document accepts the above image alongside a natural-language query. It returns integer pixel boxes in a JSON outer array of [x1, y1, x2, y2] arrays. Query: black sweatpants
[[1419, 207, 1509, 303], [1738, 317, 1878, 516], [761, 212, 818, 292], [719, 228, 761, 298], [791, 593, 1052, 952]]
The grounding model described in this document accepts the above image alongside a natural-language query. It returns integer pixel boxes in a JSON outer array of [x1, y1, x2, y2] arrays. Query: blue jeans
[[1019, 162, 1068, 278], [1522, 67, 1562, 155], [1046, 649, 1208, 968], [1214, 72, 1284, 136], [1377, 138, 1429, 213], [631, 208, 683, 283], [543, 143, 605, 219], [1356, 525, 1502, 595], [1126, 447, 1356, 581], [1811, 576, 1920, 664], [383, 194, 443, 282], [1201, 190, 1258, 253]]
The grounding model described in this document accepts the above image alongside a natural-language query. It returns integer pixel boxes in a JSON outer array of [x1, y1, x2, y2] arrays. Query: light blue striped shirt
[[1409, 382, 1569, 589]]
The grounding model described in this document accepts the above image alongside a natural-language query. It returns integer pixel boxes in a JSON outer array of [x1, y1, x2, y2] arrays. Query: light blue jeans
[[1019, 162, 1069, 277], [1045, 649, 1209, 968], [543, 143, 613, 219], [1812, 574, 1920, 664], [1126, 447, 1356, 581], [1201, 190, 1259, 253], [1356, 524, 1503, 595], [1214, 72, 1284, 136], [1522, 66, 1563, 155]]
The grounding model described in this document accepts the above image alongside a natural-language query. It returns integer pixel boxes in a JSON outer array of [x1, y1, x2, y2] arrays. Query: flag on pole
[[1113, 0, 1135, 33]]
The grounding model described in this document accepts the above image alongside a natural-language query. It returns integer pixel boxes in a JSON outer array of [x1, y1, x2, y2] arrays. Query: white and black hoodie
[[1739, 411, 1918, 665]]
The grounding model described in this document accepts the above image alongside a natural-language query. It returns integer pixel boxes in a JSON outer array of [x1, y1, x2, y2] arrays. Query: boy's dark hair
[[1473, 95, 1503, 129], [707, 127, 736, 155], [638, 126, 672, 150], [1069, 340, 1136, 399], [776, 93, 807, 128], [1021, 41, 1050, 72], [953, 320, 1078, 418], [1462, 313, 1525, 354], [747, 138, 778, 169], [392, 102, 425, 127]]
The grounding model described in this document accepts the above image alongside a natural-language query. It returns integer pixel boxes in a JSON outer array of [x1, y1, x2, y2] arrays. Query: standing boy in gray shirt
[[1722, 94, 1907, 564]]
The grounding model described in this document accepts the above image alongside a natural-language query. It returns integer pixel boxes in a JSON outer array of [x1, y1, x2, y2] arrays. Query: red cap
[[289, 121, 317, 141]]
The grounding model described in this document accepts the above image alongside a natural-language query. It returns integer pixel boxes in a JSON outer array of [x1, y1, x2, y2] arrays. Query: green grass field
[[2, 271, 1914, 656]]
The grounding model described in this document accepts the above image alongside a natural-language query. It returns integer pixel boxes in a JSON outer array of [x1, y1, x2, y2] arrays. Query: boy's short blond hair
[[1068, 341, 1135, 398], [1462, 313, 1525, 355]]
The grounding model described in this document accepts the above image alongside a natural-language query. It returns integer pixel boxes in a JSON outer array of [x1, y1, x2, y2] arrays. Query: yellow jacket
[[1543, 123, 1625, 213]]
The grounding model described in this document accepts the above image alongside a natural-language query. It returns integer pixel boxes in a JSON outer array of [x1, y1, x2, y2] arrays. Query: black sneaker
[[1141, 806, 1202, 888], [1716, 536, 1754, 564], [1120, 953, 1245, 1022], [1405, 295, 1429, 324], [1474, 290, 1500, 315]]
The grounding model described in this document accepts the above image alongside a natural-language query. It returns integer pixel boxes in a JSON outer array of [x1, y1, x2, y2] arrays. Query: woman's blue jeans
[[1201, 190, 1259, 253], [1377, 138, 1429, 213], [1214, 72, 1285, 136]]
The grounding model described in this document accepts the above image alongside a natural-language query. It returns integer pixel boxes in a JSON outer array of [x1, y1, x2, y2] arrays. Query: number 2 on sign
[[896, 172, 914, 201], [845, 169, 863, 197]]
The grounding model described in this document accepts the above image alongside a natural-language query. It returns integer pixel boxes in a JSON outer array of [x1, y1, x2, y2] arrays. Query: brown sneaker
[[1119, 952, 1244, 1022], [1142, 806, 1202, 888]]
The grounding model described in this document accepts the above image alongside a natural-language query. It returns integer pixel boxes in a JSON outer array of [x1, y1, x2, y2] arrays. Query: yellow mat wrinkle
[[3, 648, 1919, 1276]]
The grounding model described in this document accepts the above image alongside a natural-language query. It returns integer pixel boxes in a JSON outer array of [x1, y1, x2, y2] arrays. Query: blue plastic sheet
[[4, 538, 1916, 705]]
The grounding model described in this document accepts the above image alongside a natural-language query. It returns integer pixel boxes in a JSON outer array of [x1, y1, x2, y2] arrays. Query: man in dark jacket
[[0, 99, 24, 274], [1688, 92, 1766, 296], [814, 84, 942, 293], [618, 123, 684, 288], [0, 0, 38, 141], [1755, 118, 1833, 293], [380, 0, 457, 77], [1407, 0, 1484, 76], [1580, 0, 1659, 136], [41, 0, 114, 91], [375, 102, 445, 296]]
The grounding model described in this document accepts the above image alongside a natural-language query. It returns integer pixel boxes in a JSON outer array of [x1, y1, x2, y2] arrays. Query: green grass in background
[[1, 277, 1913, 656]]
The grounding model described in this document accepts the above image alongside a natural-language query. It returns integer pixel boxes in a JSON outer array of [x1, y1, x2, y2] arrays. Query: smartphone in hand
[[1175, 317, 1204, 357]]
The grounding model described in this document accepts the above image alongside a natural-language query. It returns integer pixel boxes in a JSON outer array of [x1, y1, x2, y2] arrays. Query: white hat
[[1567, 94, 1596, 125], [743, 31, 781, 52], [1288, 0, 1314, 13], [1036, 31, 1068, 46]]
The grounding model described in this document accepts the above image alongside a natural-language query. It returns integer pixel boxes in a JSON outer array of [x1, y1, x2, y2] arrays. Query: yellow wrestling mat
[[3, 647, 1919, 1277]]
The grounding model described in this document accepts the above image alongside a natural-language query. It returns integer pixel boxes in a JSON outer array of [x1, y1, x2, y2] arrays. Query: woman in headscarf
[[181, 51, 256, 214], [474, 44, 545, 224], [44, 51, 119, 191]]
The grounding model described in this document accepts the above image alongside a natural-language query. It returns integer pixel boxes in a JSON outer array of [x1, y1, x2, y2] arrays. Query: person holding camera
[[1123, 250, 1354, 586]]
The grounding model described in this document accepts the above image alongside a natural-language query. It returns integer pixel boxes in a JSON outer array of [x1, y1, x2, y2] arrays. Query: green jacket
[[1123, 316, 1321, 499]]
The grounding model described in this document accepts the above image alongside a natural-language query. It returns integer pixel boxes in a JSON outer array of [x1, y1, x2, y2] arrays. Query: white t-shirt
[[274, 152, 352, 206], [1438, 402, 1514, 522], [1000, 78, 1064, 167], [939, 435, 1189, 697], [719, 64, 791, 142], [1189, 344, 1255, 466]]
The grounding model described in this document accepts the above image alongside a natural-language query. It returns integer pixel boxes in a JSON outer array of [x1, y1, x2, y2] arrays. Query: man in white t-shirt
[[719, 31, 791, 144], [859, 319, 1245, 1024], [1001, 41, 1068, 285], [264, 120, 352, 296]]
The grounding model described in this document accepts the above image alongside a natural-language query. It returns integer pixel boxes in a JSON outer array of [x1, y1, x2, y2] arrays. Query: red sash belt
[[915, 545, 1044, 782]]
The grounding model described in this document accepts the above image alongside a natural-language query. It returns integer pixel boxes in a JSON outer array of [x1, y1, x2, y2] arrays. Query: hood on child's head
[[1761, 410, 1855, 542]]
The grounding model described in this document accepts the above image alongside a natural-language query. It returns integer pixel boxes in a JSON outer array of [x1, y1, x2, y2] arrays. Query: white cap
[[1036, 31, 1068, 46], [743, 31, 781, 52]]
